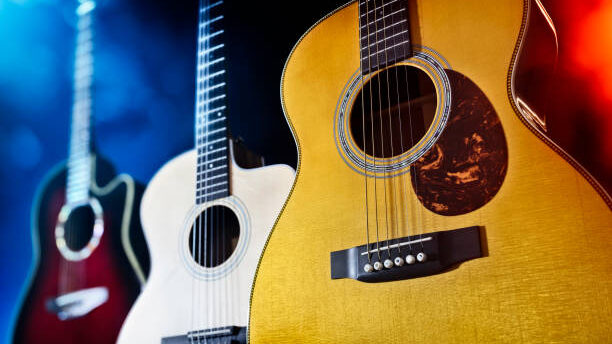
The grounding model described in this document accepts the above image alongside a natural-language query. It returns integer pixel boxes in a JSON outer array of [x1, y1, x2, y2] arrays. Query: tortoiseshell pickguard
[[411, 69, 508, 216]]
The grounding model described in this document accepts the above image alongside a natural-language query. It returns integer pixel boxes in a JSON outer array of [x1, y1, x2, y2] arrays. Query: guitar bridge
[[162, 326, 246, 344], [330, 226, 485, 283], [45, 286, 109, 320]]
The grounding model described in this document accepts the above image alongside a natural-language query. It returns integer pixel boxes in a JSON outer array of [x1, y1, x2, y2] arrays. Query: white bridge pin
[[363, 263, 374, 273], [384, 259, 393, 269], [406, 254, 416, 265], [417, 252, 427, 263], [394, 257, 404, 267], [373, 261, 383, 271]]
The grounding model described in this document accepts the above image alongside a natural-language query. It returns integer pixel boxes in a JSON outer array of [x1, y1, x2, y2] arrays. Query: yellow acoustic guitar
[[250, 0, 612, 342]]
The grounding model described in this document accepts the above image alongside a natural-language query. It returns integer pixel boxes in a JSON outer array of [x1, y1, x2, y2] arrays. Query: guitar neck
[[194, 0, 231, 205], [359, 0, 412, 75], [66, 0, 96, 205]]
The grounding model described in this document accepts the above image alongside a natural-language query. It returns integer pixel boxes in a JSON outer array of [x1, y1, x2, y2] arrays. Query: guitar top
[[249, 0, 612, 342]]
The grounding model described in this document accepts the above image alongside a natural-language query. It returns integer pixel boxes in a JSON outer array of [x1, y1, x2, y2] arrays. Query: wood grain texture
[[117, 149, 294, 343], [249, 1, 612, 343]]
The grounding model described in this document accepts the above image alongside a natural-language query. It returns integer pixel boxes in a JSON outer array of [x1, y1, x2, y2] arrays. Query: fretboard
[[359, 0, 412, 75], [66, 0, 96, 205], [194, 0, 230, 205]]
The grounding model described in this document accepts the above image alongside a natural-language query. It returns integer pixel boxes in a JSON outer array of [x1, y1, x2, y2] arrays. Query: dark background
[[0, 0, 610, 341]]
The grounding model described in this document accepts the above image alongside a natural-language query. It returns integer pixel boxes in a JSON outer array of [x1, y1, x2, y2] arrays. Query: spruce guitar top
[[250, 0, 612, 342]]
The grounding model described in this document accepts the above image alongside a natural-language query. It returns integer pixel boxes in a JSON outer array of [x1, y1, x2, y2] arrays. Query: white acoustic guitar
[[117, 1, 294, 342]]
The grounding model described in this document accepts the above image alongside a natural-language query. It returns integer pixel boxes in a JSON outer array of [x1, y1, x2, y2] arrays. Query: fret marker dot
[[217, 112, 222, 117], [209, 163, 213, 168]]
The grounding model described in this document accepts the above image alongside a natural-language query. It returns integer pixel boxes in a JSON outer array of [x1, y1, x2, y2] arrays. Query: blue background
[[0, 0, 343, 341]]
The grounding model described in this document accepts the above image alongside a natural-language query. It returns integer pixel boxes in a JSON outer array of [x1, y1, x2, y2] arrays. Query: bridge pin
[[363, 263, 374, 273], [417, 252, 427, 262], [384, 259, 393, 269], [373, 261, 383, 271], [394, 257, 404, 266], [406, 254, 416, 265]]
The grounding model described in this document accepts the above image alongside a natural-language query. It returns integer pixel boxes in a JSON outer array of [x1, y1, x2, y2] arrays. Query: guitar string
[[363, 0, 382, 263], [398, 13, 425, 253], [366, 0, 383, 263], [378, 0, 396, 261], [359, 0, 372, 264], [203, 0, 211, 337], [390, 4, 412, 256], [371, 0, 392, 263], [197, 0, 206, 340]]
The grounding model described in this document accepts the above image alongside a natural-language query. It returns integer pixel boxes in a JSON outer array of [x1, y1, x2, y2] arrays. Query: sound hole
[[350, 65, 437, 158], [188, 205, 240, 268], [64, 205, 95, 251]]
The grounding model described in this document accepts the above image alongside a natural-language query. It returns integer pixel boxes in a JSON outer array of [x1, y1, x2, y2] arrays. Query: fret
[[200, 15, 223, 28], [360, 0, 397, 17], [197, 149, 226, 161], [361, 39, 411, 60], [196, 133, 226, 145], [196, 185, 227, 197], [196, 172, 227, 181], [196, 189, 228, 203], [200, 105, 226, 116], [200, 0, 223, 13], [198, 117, 226, 129], [200, 155, 226, 164], [199, 44, 224, 56], [359, 8, 405, 28], [200, 132, 227, 146], [204, 126, 226, 136], [197, 146, 227, 157], [198, 164, 228, 175], [197, 124, 226, 137], [196, 134, 227, 146], [197, 179, 227, 189], [196, 188, 227, 197], [200, 69, 225, 81], [361, 29, 405, 50], [201, 30, 224, 43], [200, 94, 226, 105], [199, 82, 226, 93], [199, 57, 225, 69]]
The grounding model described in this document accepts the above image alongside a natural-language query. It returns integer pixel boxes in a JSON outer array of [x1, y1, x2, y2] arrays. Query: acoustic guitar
[[117, 1, 294, 343], [250, 0, 612, 342], [12, 1, 150, 342]]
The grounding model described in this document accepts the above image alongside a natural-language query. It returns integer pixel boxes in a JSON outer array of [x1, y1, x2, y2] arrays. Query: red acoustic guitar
[[11, 1, 150, 342]]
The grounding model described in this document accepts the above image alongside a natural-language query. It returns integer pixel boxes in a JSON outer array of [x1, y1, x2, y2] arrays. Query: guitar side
[[117, 149, 294, 343], [11, 156, 149, 344], [249, 1, 612, 343]]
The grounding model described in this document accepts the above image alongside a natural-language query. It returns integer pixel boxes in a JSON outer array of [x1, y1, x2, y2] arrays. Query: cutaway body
[[12, 156, 149, 343], [250, 1, 612, 342], [118, 148, 294, 343]]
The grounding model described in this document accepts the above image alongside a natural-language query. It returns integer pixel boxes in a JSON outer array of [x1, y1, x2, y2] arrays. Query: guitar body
[[250, 1, 612, 343], [12, 155, 150, 343], [117, 148, 294, 343]]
